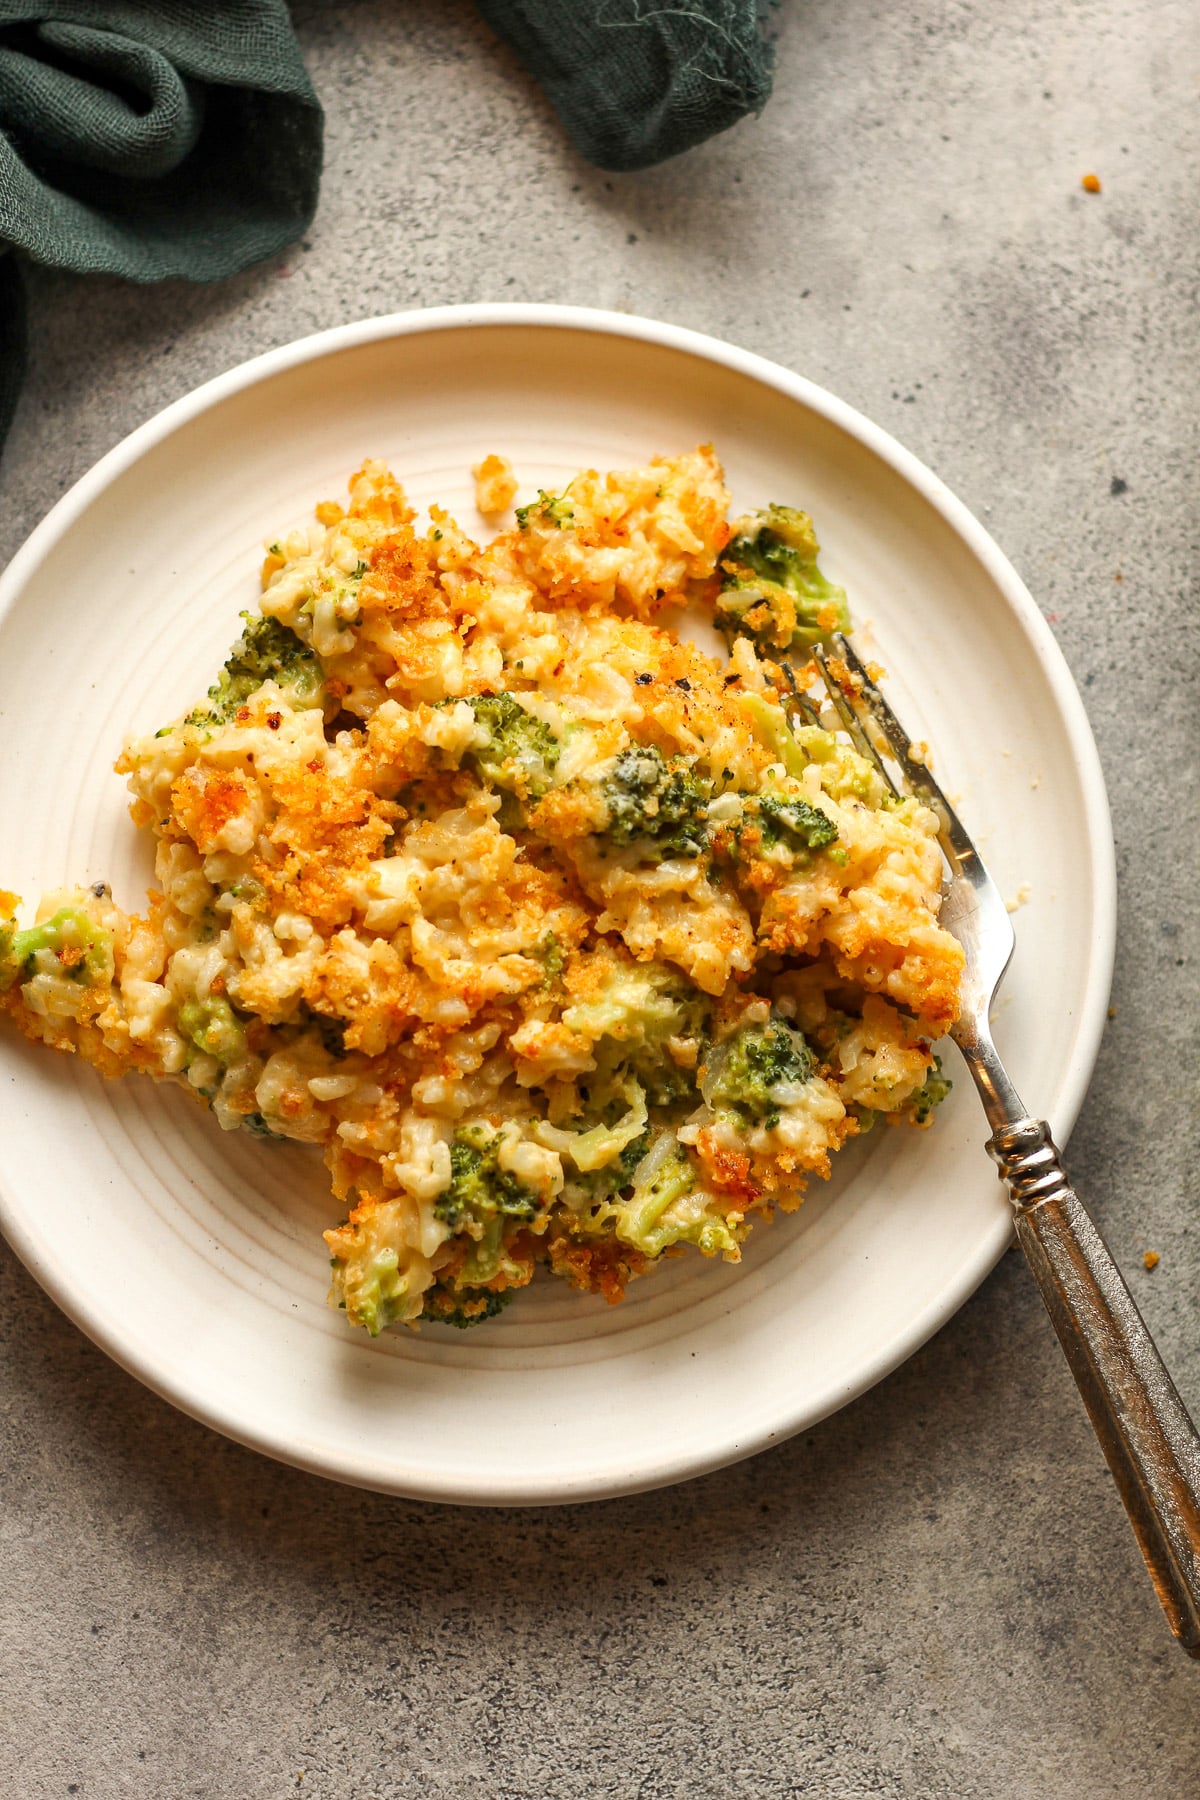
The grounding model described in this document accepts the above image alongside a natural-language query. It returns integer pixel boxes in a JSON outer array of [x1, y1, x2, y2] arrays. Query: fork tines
[[776, 657, 823, 730], [800, 636, 975, 872]]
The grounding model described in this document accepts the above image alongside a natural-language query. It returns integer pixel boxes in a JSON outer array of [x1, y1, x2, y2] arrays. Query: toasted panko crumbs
[[0, 446, 962, 1335]]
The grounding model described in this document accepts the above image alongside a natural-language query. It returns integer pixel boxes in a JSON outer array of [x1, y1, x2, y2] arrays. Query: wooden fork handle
[[989, 1118, 1200, 1656]]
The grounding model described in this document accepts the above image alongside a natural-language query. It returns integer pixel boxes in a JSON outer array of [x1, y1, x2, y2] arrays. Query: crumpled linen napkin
[[477, 0, 773, 173], [0, 0, 323, 445], [0, 1, 773, 452]]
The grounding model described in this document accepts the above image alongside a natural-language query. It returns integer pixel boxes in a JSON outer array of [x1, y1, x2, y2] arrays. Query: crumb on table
[[1143, 1250, 1160, 1271], [1081, 172, 1102, 193]]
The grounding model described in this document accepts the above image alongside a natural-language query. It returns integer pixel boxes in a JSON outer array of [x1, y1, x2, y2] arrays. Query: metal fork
[[780, 633, 1200, 1656]]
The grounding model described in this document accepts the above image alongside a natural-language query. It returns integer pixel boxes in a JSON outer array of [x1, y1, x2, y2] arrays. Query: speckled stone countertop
[[2, 3, 1197, 1794]]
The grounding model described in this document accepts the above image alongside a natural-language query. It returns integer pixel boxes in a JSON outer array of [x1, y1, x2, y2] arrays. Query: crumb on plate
[[473, 453, 518, 515]]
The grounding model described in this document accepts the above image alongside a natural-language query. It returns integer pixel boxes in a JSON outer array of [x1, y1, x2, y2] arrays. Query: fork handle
[[989, 1118, 1200, 1655]]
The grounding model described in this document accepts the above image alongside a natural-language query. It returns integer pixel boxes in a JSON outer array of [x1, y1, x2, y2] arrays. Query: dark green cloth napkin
[[477, 0, 774, 173], [0, 2, 773, 453], [0, 0, 323, 445]]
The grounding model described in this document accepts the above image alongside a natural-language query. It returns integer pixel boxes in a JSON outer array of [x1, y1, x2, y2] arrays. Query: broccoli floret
[[563, 1130, 652, 1210], [618, 1002, 706, 1110], [910, 1055, 952, 1125], [462, 692, 561, 799], [422, 1287, 514, 1328], [240, 1111, 286, 1140], [326, 1200, 416, 1336], [458, 1214, 536, 1286], [178, 995, 246, 1065], [184, 615, 324, 729], [563, 1080, 650, 1178], [515, 488, 574, 530], [735, 690, 809, 778], [563, 959, 711, 1111], [0, 906, 114, 993], [610, 1139, 741, 1260], [716, 505, 850, 653], [738, 699, 884, 807], [536, 931, 566, 988], [704, 1019, 815, 1130], [611, 1129, 652, 1184], [336, 1244, 409, 1337], [756, 793, 839, 852], [436, 1130, 543, 1233], [600, 746, 710, 859], [619, 1141, 692, 1244], [225, 873, 267, 909], [310, 1013, 347, 1058]]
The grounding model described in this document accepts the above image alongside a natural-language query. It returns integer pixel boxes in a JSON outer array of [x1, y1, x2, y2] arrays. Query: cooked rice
[[0, 446, 962, 1334]]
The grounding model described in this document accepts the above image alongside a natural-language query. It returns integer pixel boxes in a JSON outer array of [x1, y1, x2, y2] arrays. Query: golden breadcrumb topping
[[0, 447, 961, 1335]]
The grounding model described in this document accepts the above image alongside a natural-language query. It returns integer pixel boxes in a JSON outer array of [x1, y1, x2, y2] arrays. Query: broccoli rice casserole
[[0, 446, 962, 1334]]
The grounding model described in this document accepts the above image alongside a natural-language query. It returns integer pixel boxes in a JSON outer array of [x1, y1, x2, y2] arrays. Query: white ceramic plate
[[0, 307, 1115, 1504]]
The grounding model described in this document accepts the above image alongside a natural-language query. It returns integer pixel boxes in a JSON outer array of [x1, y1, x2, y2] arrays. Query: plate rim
[[0, 304, 1117, 1503]]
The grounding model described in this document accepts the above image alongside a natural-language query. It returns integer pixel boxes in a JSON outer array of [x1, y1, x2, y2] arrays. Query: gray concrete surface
[[2, 2, 1198, 1794]]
